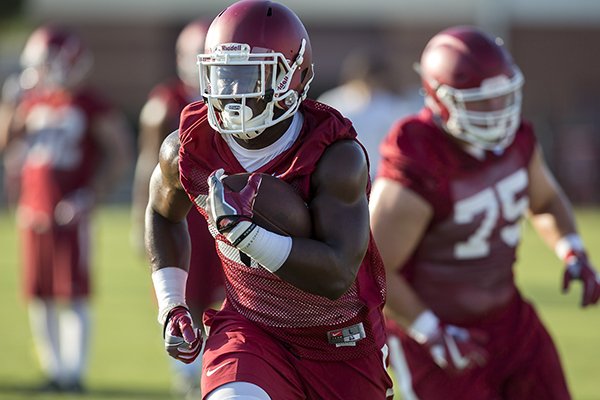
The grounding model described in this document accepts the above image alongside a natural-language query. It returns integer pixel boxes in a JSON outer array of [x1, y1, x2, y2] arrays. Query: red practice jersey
[[178, 99, 387, 361], [17, 87, 110, 215], [378, 108, 536, 324]]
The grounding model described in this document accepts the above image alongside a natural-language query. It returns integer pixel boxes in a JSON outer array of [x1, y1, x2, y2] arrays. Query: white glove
[[409, 310, 489, 373], [54, 188, 94, 226]]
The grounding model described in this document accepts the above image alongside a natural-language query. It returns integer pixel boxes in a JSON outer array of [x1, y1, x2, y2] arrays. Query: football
[[222, 173, 312, 238]]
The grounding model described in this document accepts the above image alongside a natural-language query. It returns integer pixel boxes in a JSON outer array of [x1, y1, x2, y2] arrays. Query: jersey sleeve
[[148, 81, 184, 120], [512, 120, 537, 165], [377, 119, 441, 207]]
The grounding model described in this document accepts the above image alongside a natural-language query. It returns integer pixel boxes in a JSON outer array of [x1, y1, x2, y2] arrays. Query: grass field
[[0, 206, 175, 400], [0, 205, 599, 400]]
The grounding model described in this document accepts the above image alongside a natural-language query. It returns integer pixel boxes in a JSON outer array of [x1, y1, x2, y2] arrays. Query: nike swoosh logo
[[206, 361, 234, 377]]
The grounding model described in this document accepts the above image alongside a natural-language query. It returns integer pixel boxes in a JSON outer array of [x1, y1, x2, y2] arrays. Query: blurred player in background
[[369, 25, 600, 399], [0, 25, 132, 393], [317, 47, 421, 178], [130, 18, 223, 398], [146, 1, 392, 398]]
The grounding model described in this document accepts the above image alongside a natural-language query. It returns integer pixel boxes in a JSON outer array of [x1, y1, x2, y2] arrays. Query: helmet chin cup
[[222, 103, 253, 127], [217, 101, 274, 140]]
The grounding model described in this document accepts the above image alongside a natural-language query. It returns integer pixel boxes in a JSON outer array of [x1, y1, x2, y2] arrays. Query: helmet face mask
[[198, 0, 314, 140], [419, 26, 524, 152], [435, 69, 524, 151], [199, 41, 307, 139]]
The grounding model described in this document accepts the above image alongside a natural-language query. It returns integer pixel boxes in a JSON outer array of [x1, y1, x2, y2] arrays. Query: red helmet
[[418, 26, 524, 151], [20, 25, 93, 89], [198, 0, 314, 139], [176, 19, 210, 89]]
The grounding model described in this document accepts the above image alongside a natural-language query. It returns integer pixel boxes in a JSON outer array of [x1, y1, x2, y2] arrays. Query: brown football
[[222, 173, 312, 238]]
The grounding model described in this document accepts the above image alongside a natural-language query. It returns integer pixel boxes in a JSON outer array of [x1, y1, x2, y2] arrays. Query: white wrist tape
[[555, 233, 584, 260], [225, 220, 258, 247], [229, 221, 292, 273], [409, 310, 440, 344], [151, 267, 188, 325]]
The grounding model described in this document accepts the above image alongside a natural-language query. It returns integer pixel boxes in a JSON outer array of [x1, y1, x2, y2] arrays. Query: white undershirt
[[223, 113, 303, 172]]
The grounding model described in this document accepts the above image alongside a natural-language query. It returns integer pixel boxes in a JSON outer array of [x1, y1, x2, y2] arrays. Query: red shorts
[[20, 219, 90, 300], [201, 308, 394, 400], [388, 294, 570, 400], [185, 209, 224, 318]]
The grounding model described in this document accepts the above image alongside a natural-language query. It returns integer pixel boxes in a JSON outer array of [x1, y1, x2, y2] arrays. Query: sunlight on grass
[[1, 206, 599, 399], [0, 206, 174, 400]]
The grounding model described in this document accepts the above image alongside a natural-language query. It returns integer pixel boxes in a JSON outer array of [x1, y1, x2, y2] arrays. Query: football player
[[369, 25, 600, 399], [1, 25, 132, 392], [146, 1, 393, 398], [130, 19, 223, 397]]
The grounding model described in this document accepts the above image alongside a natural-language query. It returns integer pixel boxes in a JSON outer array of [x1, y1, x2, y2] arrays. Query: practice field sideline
[[0, 206, 598, 400]]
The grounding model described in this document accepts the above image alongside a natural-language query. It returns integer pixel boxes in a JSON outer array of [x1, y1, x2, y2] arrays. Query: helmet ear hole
[[284, 91, 298, 108]]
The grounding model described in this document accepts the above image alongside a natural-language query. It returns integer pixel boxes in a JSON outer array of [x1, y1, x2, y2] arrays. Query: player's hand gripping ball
[[208, 169, 311, 238]]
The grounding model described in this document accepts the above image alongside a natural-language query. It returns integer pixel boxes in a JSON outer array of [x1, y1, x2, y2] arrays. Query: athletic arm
[[0, 100, 26, 153], [369, 177, 433, 326], [527, 145, 579, 248], [146, 131, 202, 356], [527, 144, 600, 307], [0, 101, 17, 152], [145, 131, 193, 273], [275, 140, 371, 300]]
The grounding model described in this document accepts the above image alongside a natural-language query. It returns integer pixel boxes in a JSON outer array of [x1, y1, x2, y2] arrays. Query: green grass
[[0, 206, 599, 399], [513, 208, 600, 400], [0, 206, 175, 400]]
